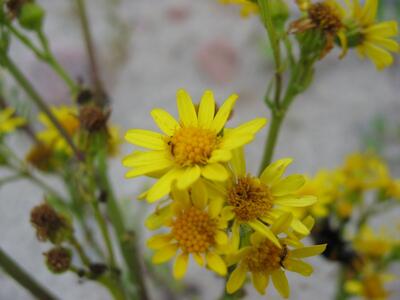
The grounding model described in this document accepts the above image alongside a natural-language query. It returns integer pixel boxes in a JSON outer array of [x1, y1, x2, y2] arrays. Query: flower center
[[245, 240, 286, 273], [168, 126, 219, 167], [228, 175, 273, 222], [171, 206, 217, 253], [308, 2, 342, 34]]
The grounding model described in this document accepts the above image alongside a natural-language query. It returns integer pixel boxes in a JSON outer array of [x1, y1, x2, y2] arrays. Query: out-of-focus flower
[[352, 226, 398, 259], [0, 107, 26, 135], [218, 0, 259, 18], [220, 151, 316, 248], [345, 271, 394, 300], [226, 213, 326, 298], [44, 247, 72, 274], [295, 0, 311, 11], [146, 184, 230, 279], [26, 143, 57, 172], [123, 89, 266, 203], [340, 0, 399, 70]]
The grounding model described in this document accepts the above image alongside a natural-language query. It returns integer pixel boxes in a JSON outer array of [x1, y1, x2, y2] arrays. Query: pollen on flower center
[[168, 126, 219, 167], [171, 206, 217, 253], [308, 3, 342, 34], [228, 175, 273, 222], [245, 240, 286, 273]]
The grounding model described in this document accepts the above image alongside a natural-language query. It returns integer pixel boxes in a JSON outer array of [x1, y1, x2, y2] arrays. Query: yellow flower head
[[345, 270, 394, 300], [218, 0, 260, 18], [219, 149, 316, 249], [341, 0, 399, 70], [123, 89, 267, 203], [226, 213, 326, 298], [0, 107, 26, 135], [37, 105, 80, 153], [146, 183, 231, 279]]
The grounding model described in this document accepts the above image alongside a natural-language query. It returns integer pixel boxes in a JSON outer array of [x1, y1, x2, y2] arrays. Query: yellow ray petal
[[206, 252, 227, 276], [208, 149, 233, 163], [260, 158, 293, 186], [173, 252, 189, 279], [230, 147, 246, 177], [364, 21, 398, 38], [176, 89, 197, 127], [271, 174, 306, 196], [151, 108, 179, 136], [198, 90, 215, 128], [271, 269, 289, 298], [271, 212, 293, 234], [176, 166, 201, 190], [283, 258, 313, 276], [147, 169, 180, 202], [248, 219, 281, 248], [215, 231, 229, 245], [252, 272, 269, 295], [147, 234, 173, 250], [152, 244, 178, 264], [191, 180, 208, 209], [208, 196, 224, 218], [290, 244, 327, 258], [211, 94, 238, 133], [201, 163, 229, 181], [273, 195, 317, 207], [145, 205, 173, 230], [193, 252, 205, 266], [125, 129, 165, 150], [226, 263, 247, 294]]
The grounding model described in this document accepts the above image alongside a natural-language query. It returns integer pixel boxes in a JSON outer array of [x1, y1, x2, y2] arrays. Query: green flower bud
[[270, 0, 289, 32], [18, 3, 44, 31]]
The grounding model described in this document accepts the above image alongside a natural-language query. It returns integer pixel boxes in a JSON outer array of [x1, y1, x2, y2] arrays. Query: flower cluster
[[220, 0, 399, 70], [0, 107, 26, 136], [123, 89, 326, 297]]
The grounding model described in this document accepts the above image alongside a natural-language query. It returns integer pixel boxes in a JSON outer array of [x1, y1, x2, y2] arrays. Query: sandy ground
[[1, 0, 399, 299]]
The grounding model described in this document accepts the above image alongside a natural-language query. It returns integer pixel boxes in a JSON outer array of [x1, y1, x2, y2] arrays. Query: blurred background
[[0, 0, 399, 299]]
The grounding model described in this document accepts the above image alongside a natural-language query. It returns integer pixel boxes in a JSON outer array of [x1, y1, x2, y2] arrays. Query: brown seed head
[[79, 105, 110, 132], [44, 247, 72, 274], [26, 143, 55, 172], [308, 2, 342, 35]]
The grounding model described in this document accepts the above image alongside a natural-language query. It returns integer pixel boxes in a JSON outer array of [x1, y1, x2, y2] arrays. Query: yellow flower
[[345, 271, 394, 300], [106, 125, 122, 157], [218, 0, 259, 17], [226, 213, 326, 297], [342, 0, 399, 70], [123, 89, 266, 203], [146, 183, 230, 279], [353, 226, 398, 259], [219, 149, 316, 248], [341, 152, 390, 191], [0, 107, 26, 135], [37, 105, 80, 152]]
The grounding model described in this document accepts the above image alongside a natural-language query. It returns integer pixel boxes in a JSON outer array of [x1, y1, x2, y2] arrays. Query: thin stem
[[75, 0, 107, 106], [0, 247, 58, 300], [5, 23, 45, 59], [0, 174, 22, 186], [335, 265, 350, 300], [1, 55, 83, 161], [69, 236, 91, 266]]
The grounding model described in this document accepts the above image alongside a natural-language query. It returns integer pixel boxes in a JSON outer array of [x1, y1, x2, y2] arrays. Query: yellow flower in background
[[220, 149, 316, 248], [345, 271, 394, 300], [146, 183, 230, 279], [123, 89, 266, 203], [37, 105, 79, 152], [341, 152, 390, 191], [226, 213, 326, 298], [353, 226, 398, 259], [0, 107, 26, 135], [295, 0, 311, 11], [218, 0, 259, 17], [342, 0, 399, 70]]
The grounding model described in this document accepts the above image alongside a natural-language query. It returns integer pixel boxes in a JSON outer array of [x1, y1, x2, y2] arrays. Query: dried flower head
[[79, 105, 110, 132], [26, 143, 55, 172], [44, 247, 72, 274]]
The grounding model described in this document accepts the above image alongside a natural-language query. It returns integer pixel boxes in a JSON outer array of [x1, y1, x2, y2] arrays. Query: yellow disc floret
[[171, 206, 217, 253], [228, 175, 273, 222], [168, 127, 219, 167], [245, 240, 286, 273]]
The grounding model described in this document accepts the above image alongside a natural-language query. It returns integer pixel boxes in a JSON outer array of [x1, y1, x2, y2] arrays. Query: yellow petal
[[291, 218, 310, 235], [364, 21, 398, 38], [191, 180, 208, 209], [283, 258, 313, 276], [252, 272, 269, 295], [221, 133, 255, 150], [206, 252, 227, 276], [360, 0, 378, 25], [198, 90, 215, 128], [271, 175, 306, 196], [173, 252, 189, 279], [345, 280, 363, 295], [290, 244, 327, 258], [125, 129, 165, 150], [170, 187, 190, 207], [151, 108, 179, 136], [125, 161, 172, 178], [260, 158, 293, 186], [361, 42, 394, 70], [145, 205, 173, 230], [176, 89, 197, 127], [152, 244, 178, 264], [248, 220, 281, 248], [208, 149, 233, 163], [147, 169, 180, 202], [208, 196, 224, 218], [201, 163, 229, 181], [193, 252, 205, 266], [271, 269, 289, 298], [211, 94, 238, 133], [271, 212, 293, 234], [226, 264, 247, 294], [367, 36, 399, 52], [273, 195, 317, 207], [122, 151, 168, 167], [176, 166, 201, 190], [230, 147, 246, 177], [147, 234, 172, 250], [215, 231, 228, 245]]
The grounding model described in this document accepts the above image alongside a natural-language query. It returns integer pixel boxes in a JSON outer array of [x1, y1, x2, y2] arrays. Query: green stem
[[1, 55, 83, 161], [335, 265, 350, 300], [0, 247, 58, 300], [70, 236, 91, 266], [97, 149, 149, 300], [75, 0, 106, 106], [97, 276, 126, 300]]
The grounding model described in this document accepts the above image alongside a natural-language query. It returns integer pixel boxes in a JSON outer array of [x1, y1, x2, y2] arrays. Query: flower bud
[[44, 247, 72, 274], [18, 3, 44, 31], [270, 0, 289, 33], [30, 203, 72, 244]]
